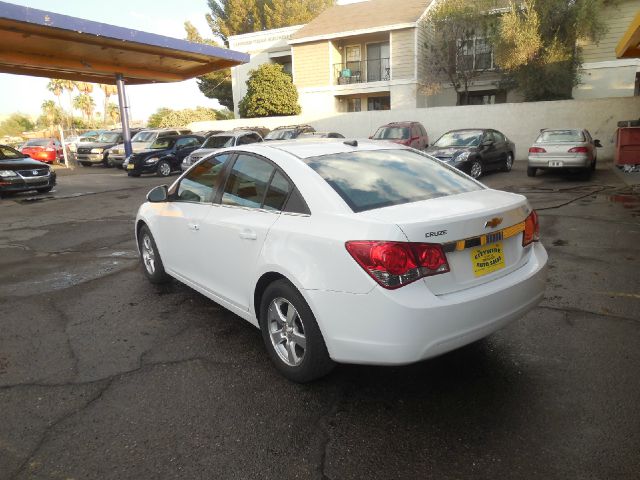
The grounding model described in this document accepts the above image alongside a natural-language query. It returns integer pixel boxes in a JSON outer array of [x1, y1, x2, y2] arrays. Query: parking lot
[[1, 162, 639, 479]]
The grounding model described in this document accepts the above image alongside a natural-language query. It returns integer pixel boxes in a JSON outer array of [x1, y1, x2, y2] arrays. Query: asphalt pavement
[[1, 162, 639, 479]]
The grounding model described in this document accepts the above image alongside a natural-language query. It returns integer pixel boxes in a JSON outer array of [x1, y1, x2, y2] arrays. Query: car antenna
[[343, 140, 358, 147]]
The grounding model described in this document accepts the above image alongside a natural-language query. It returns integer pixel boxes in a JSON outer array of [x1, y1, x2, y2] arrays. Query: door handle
[[188, 223, 200, 231], [239, 229, 257, 240]]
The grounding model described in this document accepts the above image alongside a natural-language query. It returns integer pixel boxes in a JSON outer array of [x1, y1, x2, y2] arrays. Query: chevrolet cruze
[[135, 140, 547, 382]]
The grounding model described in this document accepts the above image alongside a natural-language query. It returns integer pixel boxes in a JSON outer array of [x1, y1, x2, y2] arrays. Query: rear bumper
[[305, 242, 547, 365], [528, 155, 590, 168]]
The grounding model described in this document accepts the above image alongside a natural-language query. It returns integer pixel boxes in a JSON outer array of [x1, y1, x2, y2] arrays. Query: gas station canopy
[[0, 1, 249, 84], [616, 10, 640, 59]]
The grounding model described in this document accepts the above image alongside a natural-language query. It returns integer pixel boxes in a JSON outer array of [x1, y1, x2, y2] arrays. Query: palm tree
[[76, 82, 94, 95], [73, 93, 96, 124], [106, 103, 120, 125], [47, 79, 67, 127], [100, 84, 118, 126], [41, 100, 60, 127]]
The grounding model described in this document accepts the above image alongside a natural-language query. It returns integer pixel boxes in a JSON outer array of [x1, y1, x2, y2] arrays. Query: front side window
[[150, 138, 174, 150], [222, 154, 274, 208], [176, 153, 231, 203], [303, 149, 482, 213]]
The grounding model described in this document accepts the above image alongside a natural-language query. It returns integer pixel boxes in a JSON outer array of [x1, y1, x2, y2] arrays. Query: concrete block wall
[[190, 96, 640, 161]]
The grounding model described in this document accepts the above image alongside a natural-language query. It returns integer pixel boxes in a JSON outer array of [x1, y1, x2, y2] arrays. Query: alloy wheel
[[505, 154, 513, 171], [158, 161, 171, 176], [470, 161, 482, 179], [141, 234, 155, 275], [267, 297, 306, 366]]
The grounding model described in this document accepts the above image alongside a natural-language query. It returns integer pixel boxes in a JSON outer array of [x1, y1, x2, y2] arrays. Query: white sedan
[[135, 140, 547, 382]]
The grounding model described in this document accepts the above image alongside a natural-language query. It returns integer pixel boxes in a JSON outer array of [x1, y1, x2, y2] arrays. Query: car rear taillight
[[568, 146, 588, 153], [45, 147, 55, 152], [529, 147, 546, 153], [345, 241, 449, 289], [523, 211, 540, 247]]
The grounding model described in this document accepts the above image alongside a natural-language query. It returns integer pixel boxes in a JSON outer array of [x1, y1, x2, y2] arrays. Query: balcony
[[333, 58, 390, 85]]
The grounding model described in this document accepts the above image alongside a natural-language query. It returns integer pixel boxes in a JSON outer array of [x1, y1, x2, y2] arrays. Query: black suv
[[264, 125, 315, 141], [124, 135, 204, 177], [76, 129, 142, 167]]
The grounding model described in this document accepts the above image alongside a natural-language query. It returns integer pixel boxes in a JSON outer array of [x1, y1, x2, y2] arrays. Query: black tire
[[590, 158, 597, 172], [259, 279, 335, 383], [580, 167, 592, 180], [157, 160, 171, 177], [527, 167, 537, 177], [37, 186, 53, 193], [127, 172, 141, 177], [79, 162, 91, 167], [138, 225, 170, 284], [503, 153, 514, 172]]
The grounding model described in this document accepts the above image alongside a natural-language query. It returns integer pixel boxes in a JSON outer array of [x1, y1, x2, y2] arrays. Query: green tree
[[422, 0, 498, 104], [39, 100, 63, 128], [147, 107, 174, 128], [264, 0, 334, 29], [147, 107, 228, 128], [239, 63, 301, 118], [106, 103, 121, 125], [493, 0, 614, 101], [0, 113, 35, 136], [73, 93, 96, 123], [100, 84, 118, 126]]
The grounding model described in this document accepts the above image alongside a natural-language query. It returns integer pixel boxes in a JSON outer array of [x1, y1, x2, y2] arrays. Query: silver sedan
[[527, 129, 601, 179]]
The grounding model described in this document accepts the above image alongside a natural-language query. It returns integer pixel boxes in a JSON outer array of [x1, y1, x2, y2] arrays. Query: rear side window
[[222, 154, 274, 208], [263, 171, 291, 211], [303, 149, 482, 213]]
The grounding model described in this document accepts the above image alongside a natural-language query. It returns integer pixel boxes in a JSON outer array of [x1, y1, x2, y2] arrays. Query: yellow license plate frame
[[471, 242, 505, 277]]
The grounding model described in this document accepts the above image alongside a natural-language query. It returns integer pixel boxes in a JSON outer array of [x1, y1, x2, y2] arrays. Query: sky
[[1, 0, 364, 122]]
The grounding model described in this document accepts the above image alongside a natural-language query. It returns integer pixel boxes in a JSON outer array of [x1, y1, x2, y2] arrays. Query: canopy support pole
[[115, 73, 132, 157]]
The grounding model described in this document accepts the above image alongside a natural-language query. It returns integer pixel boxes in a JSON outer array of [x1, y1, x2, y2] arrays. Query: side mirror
[[147, 185, 168, 203], [368, 135, 373, 139], [594, 139, 602, 148]]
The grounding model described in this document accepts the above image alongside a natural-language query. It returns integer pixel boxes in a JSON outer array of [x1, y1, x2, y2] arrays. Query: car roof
[[240, 138, 408, 159], [381, 121, 420, 127], [213, 130, 257, 137]]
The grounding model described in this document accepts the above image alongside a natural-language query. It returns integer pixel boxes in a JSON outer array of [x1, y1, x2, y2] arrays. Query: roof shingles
[[290, 0, 433, 42]]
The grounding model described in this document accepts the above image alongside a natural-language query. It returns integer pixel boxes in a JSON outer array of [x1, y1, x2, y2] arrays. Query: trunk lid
[[359, 189, 532, 294]]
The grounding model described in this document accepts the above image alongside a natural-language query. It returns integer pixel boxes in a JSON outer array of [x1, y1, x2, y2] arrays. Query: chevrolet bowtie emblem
[[484, 217, 503, 228]]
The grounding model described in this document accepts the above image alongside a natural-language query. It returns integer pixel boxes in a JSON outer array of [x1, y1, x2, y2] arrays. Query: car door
[[479, 131, 499, 170], [195, 152, 286, 311], [490, 130, 509, 170], [151, 153, 232, 278], [173, 137, 201, 169]]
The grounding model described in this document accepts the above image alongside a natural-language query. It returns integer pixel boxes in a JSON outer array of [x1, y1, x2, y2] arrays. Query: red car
[[370, 121, 429, 150], [21, 138, 64, 164]]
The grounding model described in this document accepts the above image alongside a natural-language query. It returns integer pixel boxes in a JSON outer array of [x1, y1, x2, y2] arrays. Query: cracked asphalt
[[1, 163, 639, 480]]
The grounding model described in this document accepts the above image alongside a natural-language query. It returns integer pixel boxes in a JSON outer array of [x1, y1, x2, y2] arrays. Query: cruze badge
[[484, 217, 503, 229], [425, 230, 447, 238]]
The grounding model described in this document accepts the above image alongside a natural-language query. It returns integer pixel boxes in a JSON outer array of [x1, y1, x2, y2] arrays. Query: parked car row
[[0, 144, 56, 197]]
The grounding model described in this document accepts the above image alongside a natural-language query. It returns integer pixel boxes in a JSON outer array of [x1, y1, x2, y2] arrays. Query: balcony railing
[[334, 58, 390, 85]]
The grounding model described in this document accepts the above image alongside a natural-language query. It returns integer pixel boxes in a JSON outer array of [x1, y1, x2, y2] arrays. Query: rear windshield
[[434, 130, 483, 147], [372, 127, 410, 140], [24, 139, 49, 146], [132, 131, 157, 143], [202, 136, 234, 149], [537, 130, 585, 143], [265, 129, 296, 140], [303, 149, 482, 213]]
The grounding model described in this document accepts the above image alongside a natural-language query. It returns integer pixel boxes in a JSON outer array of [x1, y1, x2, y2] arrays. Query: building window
[[367, 96, 390, 111], [458, 90, 506, 105], [459, 37, 494, 71], [347, 98, 361, 112]]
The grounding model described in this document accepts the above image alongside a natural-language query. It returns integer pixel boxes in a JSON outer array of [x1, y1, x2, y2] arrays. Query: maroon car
[[21, 138, 63, 164], [370, 121, 429, 150]]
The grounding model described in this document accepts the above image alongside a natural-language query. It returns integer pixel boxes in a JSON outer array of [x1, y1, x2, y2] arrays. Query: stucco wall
[[190, 96, 640, 161]]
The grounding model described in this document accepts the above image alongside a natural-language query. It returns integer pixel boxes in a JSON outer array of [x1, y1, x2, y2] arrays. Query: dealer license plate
[[471, 242, 505, 277], [126, 163, 134, 170], [548, 161, 563, 167]]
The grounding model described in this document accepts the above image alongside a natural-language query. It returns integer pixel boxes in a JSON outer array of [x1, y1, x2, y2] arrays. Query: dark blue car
[[125, 135, 204, 177]]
